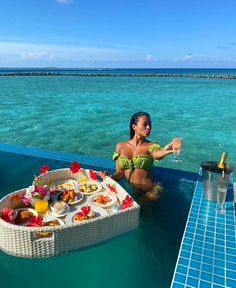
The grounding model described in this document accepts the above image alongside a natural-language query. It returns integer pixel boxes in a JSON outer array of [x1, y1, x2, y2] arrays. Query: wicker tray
[[0, 169, 140, 258]]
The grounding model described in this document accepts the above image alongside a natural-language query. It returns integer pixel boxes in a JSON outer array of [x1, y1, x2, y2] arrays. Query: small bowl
[[51, 201, 67, 215]]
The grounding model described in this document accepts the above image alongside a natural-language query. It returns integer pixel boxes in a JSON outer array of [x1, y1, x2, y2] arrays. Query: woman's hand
[[97, 171, 109, 180], [163, 142, 173, 151]]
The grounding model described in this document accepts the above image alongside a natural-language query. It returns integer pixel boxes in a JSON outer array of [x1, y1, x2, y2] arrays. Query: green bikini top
[[112, 143, 161, 170]]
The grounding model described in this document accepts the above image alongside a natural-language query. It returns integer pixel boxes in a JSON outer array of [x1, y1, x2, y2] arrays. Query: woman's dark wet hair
[[130, 112, 151, 139]]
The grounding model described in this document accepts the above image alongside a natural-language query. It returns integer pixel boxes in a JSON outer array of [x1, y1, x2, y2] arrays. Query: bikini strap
[[112, 151, 120, 160]]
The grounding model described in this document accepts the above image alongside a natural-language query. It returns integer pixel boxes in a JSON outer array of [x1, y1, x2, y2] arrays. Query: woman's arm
[[152, 142, 173, 160]]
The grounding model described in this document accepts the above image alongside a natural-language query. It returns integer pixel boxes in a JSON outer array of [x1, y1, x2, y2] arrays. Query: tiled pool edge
[[171, 170, 236, 288], [0, 143, 114, 171]]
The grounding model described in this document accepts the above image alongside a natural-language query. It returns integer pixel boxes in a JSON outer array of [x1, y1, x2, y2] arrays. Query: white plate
[[78, 181, 102, 195], [65, 205, 108, 225], [89, 192, 117, 208], [47, 205, 70, 218], [14, 208, 38, 226], [56, 191, 84, 205], [43, 214, 65, 226], [51, 179, 79, 191]]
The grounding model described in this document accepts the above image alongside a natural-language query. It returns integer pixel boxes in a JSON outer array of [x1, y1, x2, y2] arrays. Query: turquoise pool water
[[0, 150, 196, 288]]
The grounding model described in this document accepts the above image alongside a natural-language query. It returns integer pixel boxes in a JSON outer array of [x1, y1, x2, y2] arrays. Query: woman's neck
[[129, 135, 146, 147]]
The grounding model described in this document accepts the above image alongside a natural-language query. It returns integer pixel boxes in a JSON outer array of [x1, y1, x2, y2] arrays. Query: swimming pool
[[0, 148, 197, 288]]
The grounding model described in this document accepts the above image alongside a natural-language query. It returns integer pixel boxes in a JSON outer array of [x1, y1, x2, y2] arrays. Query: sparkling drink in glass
[[171, 137, 183, 162], [216, 177, 228, 214]]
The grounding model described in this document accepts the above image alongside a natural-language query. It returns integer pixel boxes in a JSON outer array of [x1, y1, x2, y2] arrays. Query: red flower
[[81, 206, 91, 216], [0, 207, 15, 223], [106, 184, 117, 193], [27, 216, 44, 227], [70, 162, 81, 173], [40, 165, 50, 175], [75, 206, 91, 218], [121, 195, 133, 210], [89, 169, 97, 180]]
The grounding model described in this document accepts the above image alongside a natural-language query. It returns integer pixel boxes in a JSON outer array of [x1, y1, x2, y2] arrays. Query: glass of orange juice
[[35, 199, 49, 214]]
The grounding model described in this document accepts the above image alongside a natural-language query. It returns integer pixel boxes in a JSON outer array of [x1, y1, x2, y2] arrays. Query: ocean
[[0, 68, 236, 174]]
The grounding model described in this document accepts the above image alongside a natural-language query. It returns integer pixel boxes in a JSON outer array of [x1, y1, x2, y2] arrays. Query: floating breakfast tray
[[0, 169, 140, 258]]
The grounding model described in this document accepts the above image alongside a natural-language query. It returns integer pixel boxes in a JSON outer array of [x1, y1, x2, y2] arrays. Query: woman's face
[[132, 115, 152, 137]]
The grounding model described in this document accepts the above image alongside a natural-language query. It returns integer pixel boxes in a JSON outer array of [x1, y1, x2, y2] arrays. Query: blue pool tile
[[192, 246, 202, 254], [174, 273, 186, 284], [226, 261, 236, 270], [186, 276, 199, 287], [225, 254, 236, 263], [214, 266, 225, 277], [226, 269, 236, 279], [226, 278, 236, 288], [226, 247, 236, 254], [212, 284, 225, 288], [226, 235, 236, 243], [188, 268, 200, 278], [201, 271, 212, 282], [179, 257, 189, 266], [180, 250, 190, 259], [203, 248, 213, 258], [214, 258, 225, 268], [204, 242, 214, 250], [176, 265, 188, 274], [200, 280, 212, 288], [205, 231, 214, 238], [190, 260, 201, 270], [213, 275, 225, 286], [202, 256, 213, 265], [215, 245, 225, 253], [181, 243, 192, 252], [183, 237, 192, 245], [191, 253, 201, 261], [202, 263, 213, 273], [215, 239, 225, 246]]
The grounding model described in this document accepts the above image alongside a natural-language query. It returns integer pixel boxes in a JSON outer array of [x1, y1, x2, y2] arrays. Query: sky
[[0, 0, 236, 68]]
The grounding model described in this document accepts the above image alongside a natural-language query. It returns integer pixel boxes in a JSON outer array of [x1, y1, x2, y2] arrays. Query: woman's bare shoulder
[[115, 141, 130, 151]]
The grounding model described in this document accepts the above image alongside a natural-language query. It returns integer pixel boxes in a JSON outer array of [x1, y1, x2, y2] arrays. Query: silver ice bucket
[[201, 161, 234, 202]]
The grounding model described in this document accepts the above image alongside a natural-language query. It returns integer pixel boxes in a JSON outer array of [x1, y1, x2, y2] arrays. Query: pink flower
[[27, 216, 44, 227], [40, 165, 50, 175], [70, 162, 81, 173], [0, 207, 15, 223], [33, 186, 48, 199], [22, 195, 31, 206], [121, 196, 133, 210], [89, 169, 97, 180]]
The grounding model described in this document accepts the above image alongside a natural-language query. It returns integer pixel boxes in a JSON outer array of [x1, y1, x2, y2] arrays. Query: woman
[[101, 112, 174, 200]]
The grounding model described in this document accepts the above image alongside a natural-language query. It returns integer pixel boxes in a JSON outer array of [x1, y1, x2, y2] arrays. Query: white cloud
[[0, 40, 124, 66], [146, 54, 155, 62], [173, 53, 204, 62], [56, 0, 73, 5], [21, 52, 54, 60]]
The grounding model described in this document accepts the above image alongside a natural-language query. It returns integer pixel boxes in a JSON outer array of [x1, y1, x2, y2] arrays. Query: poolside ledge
[[171, 171, 236, 288]]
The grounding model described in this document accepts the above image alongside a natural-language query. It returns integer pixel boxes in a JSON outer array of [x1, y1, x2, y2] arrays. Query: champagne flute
[[171, 137, 183, 162], [216, 177, 228, 214]]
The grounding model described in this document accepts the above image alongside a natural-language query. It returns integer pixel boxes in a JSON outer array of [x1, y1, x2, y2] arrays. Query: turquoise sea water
[[0, 68, 236, 173]]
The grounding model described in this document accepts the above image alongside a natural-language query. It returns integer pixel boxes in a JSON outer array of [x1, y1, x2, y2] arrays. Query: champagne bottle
[[218, 152, 227, 177]]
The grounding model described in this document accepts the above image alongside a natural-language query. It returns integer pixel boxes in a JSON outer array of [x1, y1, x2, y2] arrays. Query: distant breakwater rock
[[1, 72, 236, 79]]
